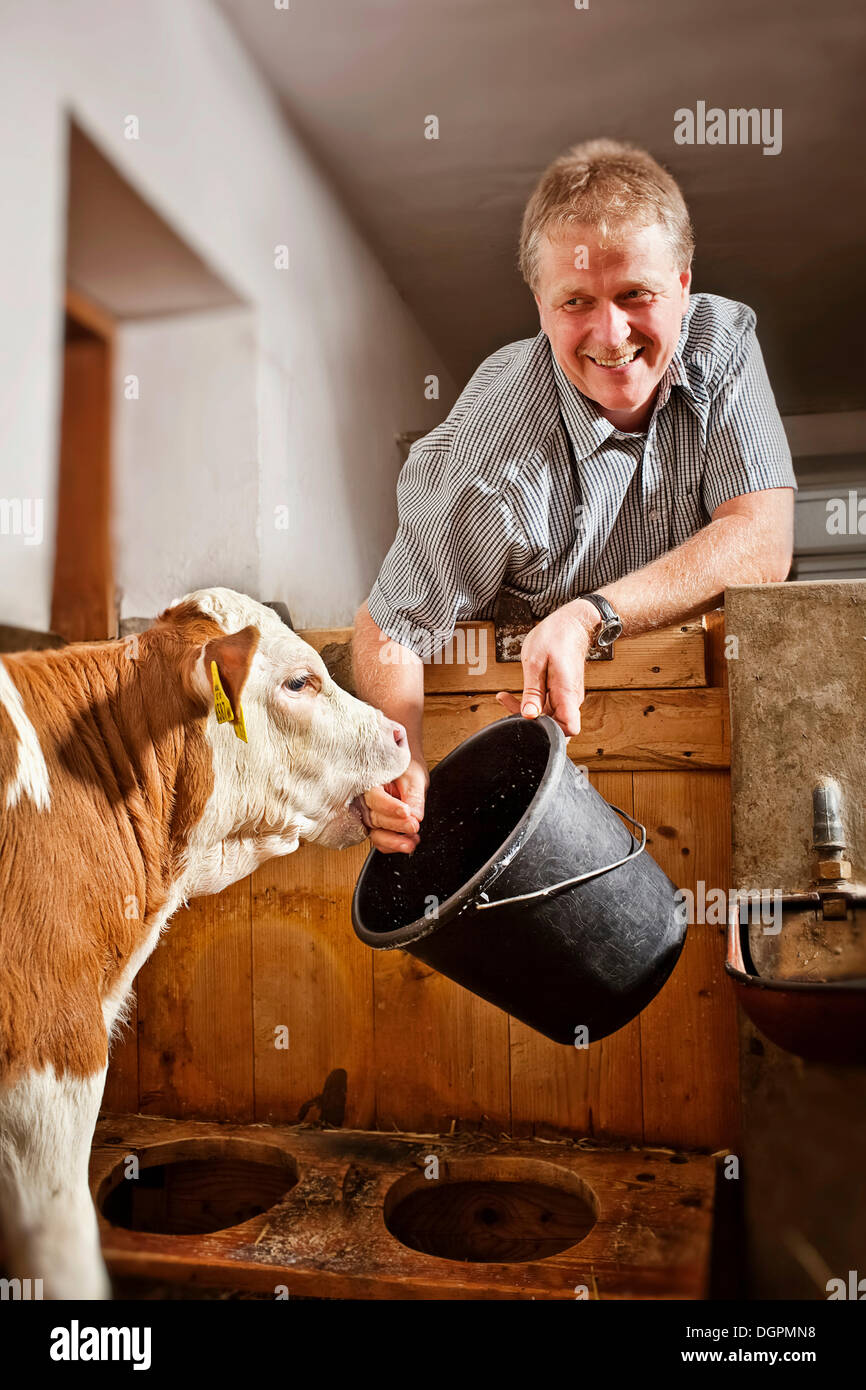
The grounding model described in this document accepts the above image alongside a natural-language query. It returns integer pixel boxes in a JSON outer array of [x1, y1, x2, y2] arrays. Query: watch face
[[597, 619, 623, 647]]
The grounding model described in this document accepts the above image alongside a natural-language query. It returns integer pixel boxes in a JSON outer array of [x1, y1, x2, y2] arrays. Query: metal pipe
[[812, 778, 846, 855]]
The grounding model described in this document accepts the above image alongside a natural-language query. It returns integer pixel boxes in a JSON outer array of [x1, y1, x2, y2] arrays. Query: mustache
[[579, 338, 649, 357]]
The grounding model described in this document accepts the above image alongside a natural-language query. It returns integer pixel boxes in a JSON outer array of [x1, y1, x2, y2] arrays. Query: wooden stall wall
[[103, 613, 738, 1152]]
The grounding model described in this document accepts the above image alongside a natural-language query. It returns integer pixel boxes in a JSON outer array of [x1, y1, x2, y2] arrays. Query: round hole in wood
[[383, 1157, 599, 1263], [98, 1138, 299, 1236]]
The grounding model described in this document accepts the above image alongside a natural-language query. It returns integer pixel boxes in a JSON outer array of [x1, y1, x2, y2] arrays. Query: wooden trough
[[91, 1114, 719, 1300]]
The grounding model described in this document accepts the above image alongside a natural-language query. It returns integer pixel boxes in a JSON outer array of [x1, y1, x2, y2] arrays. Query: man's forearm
[[351, 603, 426, 761], [587, 507, 793, 640]]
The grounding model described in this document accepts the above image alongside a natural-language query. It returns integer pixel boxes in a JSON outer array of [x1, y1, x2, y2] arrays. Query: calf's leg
[[0, 1065, 110, 1299]]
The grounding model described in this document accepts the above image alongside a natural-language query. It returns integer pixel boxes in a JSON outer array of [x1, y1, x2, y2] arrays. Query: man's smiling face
[[533, 221, 691, 432]]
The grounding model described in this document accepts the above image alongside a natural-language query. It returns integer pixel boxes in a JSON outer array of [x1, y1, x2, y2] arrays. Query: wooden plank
[[297, 620, 708, 693], [635, 771, 740, 1152], [702, 609, 728, 691], [420, 621, 707, 693], [91, 1113, 717, 1300], [422, 689, 730, 771], [102, 1000, 139, 1115], [371, 947, 513, 1136], [135, 879, 254, 1122], [250, 839, 376, 1129], [297, 626, 354, 649], [510, 772, 645, 1144]]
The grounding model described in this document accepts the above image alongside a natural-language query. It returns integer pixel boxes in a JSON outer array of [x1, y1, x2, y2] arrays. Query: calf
[[0, 587, 409, 1298]]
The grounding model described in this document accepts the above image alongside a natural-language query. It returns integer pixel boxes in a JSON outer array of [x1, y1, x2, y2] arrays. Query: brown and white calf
[[0, 587, 408, 1299]]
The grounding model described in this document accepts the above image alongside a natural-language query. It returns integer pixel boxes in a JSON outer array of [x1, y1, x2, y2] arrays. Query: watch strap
[[578, 592, 623, 648]]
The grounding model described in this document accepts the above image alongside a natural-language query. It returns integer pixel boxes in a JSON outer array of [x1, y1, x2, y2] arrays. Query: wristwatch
[[577, 592, 623, 651]]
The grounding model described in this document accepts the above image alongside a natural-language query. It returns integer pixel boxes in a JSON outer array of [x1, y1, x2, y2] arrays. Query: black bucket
[[351, 714, 687, 1045]]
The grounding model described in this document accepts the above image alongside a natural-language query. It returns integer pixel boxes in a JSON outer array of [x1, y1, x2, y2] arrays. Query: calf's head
[[154, 587, 409, 856]]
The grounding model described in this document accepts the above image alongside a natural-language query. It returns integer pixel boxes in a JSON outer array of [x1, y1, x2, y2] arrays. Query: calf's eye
[[285, 674, 308, 692]]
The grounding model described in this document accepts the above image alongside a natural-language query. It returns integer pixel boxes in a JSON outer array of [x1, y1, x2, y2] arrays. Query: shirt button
[[649, 508, 660, 522]]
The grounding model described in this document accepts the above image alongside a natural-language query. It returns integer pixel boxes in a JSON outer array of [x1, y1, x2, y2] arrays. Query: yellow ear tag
[[210, 660, 248, 743], [232, 702, 248, 743]]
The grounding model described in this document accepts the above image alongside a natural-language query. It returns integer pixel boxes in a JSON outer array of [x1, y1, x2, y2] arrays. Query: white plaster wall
[[0, 0, 454, 631], [113, 308, 260, 619]]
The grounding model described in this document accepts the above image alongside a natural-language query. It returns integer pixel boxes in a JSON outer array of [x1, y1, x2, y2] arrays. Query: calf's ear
[[202, 625, 261, 719]]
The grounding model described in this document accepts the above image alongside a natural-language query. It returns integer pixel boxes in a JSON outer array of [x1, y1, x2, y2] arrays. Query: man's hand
[[351, 603, 429, 855], [495, 599, 598, 737], [362, 756, 429, 855]]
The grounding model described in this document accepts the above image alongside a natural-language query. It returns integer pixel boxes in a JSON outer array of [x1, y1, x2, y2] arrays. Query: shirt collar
[[659, 304, 712, 417], [550, 349, 618, 461], [663, 313, 699, 406]]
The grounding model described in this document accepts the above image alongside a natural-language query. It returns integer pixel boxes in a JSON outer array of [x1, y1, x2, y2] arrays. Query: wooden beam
[[52, 289, 115, 642], [421, 688, 730, 771], [65, 285, 116, 342], [298, 620, 708, 693]]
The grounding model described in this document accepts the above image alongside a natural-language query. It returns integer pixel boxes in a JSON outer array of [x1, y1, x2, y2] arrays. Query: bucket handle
[[474, 805, 647, 911]]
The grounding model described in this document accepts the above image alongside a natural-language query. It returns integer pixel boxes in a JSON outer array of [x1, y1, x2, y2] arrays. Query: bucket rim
[[351, 713, 567, 949]]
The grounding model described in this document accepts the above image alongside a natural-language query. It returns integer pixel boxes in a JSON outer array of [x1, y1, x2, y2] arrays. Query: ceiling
[[217, 0, 865, 415]]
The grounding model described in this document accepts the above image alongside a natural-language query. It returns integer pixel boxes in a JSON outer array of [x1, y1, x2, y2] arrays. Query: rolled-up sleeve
[[366, 445, 516, 658], [701, 321, 797, 516]]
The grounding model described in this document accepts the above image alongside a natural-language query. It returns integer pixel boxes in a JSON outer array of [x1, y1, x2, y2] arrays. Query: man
[[351, 138, 795, 855]]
